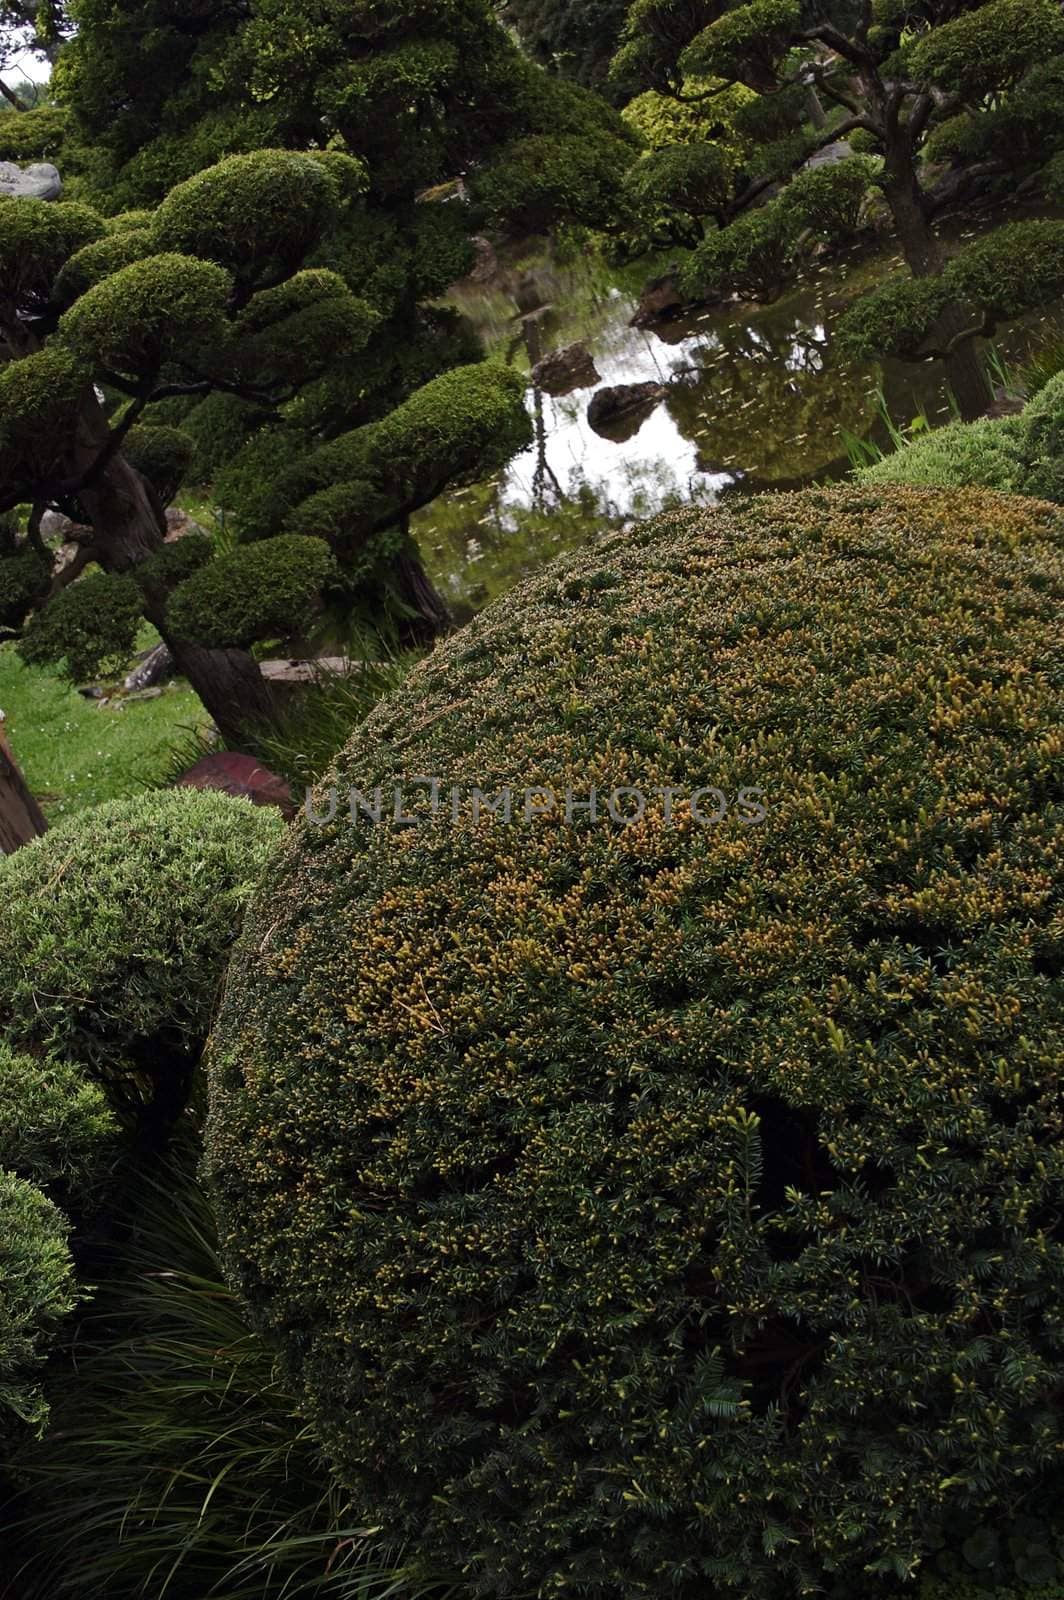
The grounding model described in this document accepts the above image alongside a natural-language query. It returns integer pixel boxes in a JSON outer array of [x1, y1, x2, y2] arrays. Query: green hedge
[[207, 484, 1064, 1598], [859, 372, 1064, 501], [0, 790, 282, 1087], [0, 1046, 117, 1209], [0, 1171, 78, 1449]]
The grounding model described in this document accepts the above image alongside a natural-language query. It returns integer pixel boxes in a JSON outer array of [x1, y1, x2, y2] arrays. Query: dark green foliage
[[0, 345, 89, 498], [837, 274, 952, 359], [472, 129, 636, 233], [10, 1159, 458, 1600], [0, 1046, 118, 1210], [207, 484, 1064, 1598], [501, 0, 630, 93], [0, 542, 50, 630], [52, 228, 159, 306], [241, 363, 532, 546], [0, 105, 67, 161], [134, 531, 214, 595], [121, 423, 196, 506], [679, 200, 794, 301], [57, 253, 232, 382], [0, 789, 282, 1082], [0, 196, 104, 307], [166, 536, 336, 650], [18, 570, 142, 683], [680, 0, 801, 88], [945, 221, 1064, 325], [152, 151, 356, 284], [624, 143, 734, 224], [907, 0, 1064, 96], [785, 156, 878, 241], [0, 1171, 77, 1447]]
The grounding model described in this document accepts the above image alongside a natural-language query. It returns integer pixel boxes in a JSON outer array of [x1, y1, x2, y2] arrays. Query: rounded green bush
[[857, 416, 1029, 494], [0, 790, 282, 1083], [1020, 370, 1064, 503], [0, 1045, 117, 1208], [18, 569, 143, 683], [165, 534, 336, 650], [134, 531, 214, 596], [0, 105, 68, 163], [207, 485, 1064, 1599], [122, 422, 197, 505], [0, 1170, 78, 1446], [57, 252, 232, 381], [52, 227, 160, 306], [0, 542, 50, 630], [153, 150, 338, 279], [0, 346, 90, 499]]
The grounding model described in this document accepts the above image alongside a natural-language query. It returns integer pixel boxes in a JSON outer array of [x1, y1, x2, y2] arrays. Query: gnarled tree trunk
[[881, 163, 993, 422], [74, 395, 278, 743], [0, 717, 47, 854]]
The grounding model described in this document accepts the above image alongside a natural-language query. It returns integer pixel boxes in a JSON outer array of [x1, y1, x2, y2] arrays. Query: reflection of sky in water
[[421, 243, 1064, 609], [505, 293, 733, 514]]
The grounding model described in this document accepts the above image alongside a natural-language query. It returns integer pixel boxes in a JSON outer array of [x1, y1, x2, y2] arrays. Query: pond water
[[417, 236, 1064, 619]]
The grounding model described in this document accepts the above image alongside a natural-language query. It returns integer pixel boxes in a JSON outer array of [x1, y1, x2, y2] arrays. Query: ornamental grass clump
[[206, 485, 1064, 1600]]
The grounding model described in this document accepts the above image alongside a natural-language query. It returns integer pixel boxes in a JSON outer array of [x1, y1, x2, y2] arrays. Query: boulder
[[587, 382, 667, 437], [174, 753, 295, 818], [630, 273, 687, 328], [0, 161, 61, 201], [466, 235, 499, 285], [124, 643, 175, 692], [530, 341, 601, 397], [164, 507, 206, 542]]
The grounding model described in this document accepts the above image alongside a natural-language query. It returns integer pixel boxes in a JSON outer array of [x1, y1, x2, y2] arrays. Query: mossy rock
[[207, 485, 1064, 1599]]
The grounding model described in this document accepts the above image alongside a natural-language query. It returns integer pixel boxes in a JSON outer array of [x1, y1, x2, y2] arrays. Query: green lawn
[[0, 644, 210, 822]]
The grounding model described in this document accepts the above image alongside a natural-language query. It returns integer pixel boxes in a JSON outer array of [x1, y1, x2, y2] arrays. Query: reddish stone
[[175, 753, 295, 819]]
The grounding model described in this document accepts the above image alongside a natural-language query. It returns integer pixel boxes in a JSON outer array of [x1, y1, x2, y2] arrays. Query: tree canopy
[[0, 0, 635, 738], [611, 0, 1064, 417]]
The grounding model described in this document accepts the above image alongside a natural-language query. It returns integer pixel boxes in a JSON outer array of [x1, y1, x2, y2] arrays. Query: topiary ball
[[0, 789, 282, 1086], [0, 1046, 118, 1211], [0, 1170, 78, 1449], [206, 485, 1064, 1600]]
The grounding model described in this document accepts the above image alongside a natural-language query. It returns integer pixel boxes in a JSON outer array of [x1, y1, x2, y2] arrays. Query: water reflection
[[416, 241, 1062, 614]]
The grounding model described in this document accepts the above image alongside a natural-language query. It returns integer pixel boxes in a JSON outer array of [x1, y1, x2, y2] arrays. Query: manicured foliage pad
[[207, 486, 1064, 1598], [0, 790, 282, 1080]]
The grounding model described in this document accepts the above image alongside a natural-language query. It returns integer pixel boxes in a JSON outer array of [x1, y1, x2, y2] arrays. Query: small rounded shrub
[[207, 485, 1064, 1599], [153, 150, 338, 279], [857, 416, 1029, 494], [57, 252, 232, 381], [165, 534, 336, 649], [0, 1171, 78, 1446], [122, 422, 197, 506], [1020, 370, 1064, 503], [0, 790, 282, 1083], [0, 542, 50, 630], [17, 569, 143, 683], [0, 1045, 118, 1209]]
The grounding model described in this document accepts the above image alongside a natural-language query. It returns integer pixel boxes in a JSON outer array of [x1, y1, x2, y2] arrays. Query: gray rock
[[164, 507, 207, 542], [124, 643, 175, 692], [587, 382, 667, 436], [530, 341, 601, 397], [0, 161, 62, 201]]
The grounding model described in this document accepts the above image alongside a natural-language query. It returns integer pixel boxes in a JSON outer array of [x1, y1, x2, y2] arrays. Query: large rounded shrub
[[206, 485, 1064, 1599], [0, 790, 282, 1085]]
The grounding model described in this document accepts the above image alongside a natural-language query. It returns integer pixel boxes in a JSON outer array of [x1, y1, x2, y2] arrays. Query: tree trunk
[[881, 165, 993, 421], [0, 718, 47, 854], [391, 522, 452, 646], [73, 394, 279, 741]]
